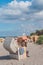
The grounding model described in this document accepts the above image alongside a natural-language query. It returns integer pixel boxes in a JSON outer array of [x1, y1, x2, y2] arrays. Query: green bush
[[36, 35, 43, 45]]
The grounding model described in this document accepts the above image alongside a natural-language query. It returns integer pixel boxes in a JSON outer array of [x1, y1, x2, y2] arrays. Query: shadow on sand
[[0, 55, 17, 60], [0, 55, 30, 60]]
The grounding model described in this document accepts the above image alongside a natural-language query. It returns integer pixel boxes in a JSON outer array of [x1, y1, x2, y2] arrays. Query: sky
[[0, 0, 43, 36]]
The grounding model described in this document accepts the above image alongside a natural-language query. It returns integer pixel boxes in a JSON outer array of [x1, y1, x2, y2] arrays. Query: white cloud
[[7, 0, 31, 15], [8, 0, 31, 8], [0, 0, 32, 22], [0, 0, 43, 22]]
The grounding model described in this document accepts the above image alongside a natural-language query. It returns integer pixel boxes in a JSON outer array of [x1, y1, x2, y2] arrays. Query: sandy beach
[[0, 42, 43, 65]]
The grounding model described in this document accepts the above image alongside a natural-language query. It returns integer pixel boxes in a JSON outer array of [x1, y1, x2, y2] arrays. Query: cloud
[[32, 0, 43, 10], [0, 0, 43, 22], [0, 0, 43, 34], [0, 0, 32, 22]]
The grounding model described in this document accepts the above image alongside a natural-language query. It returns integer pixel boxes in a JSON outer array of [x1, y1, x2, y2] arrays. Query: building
[[31, 35, 39, 43]]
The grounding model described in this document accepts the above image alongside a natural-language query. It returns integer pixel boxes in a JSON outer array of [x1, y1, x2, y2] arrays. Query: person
[[26, 50, 29, 57]]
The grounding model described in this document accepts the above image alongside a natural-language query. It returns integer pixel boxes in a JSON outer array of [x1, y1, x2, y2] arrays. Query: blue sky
[[0, 0, 13, 6], [0, 0, 43, 36]]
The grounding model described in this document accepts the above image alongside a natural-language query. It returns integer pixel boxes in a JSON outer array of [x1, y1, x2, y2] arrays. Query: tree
[[30, 33, 36, 36], [36, 35, 43, 45], [30, 29, 43, 36], [36, 30, 43, 35]]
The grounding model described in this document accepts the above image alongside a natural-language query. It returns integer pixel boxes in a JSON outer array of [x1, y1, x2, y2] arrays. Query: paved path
[[0, 42, 43, 65]]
